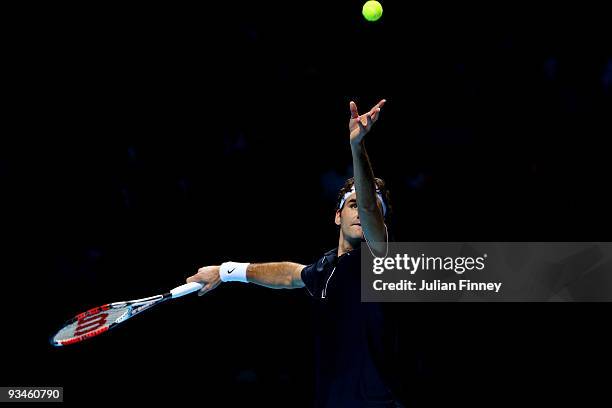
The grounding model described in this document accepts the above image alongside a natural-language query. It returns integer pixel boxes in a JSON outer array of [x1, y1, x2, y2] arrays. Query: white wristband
[[219, 262, 250, 282]]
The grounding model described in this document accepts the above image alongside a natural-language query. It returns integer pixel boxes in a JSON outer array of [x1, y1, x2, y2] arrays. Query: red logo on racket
[[74, 312, 109, 336]]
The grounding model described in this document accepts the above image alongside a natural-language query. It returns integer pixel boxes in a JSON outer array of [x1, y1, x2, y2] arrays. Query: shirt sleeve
[[300, 257, 327, 298]]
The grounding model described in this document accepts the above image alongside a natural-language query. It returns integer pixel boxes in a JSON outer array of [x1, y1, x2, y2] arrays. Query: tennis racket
[[50, 281, 203, 347]]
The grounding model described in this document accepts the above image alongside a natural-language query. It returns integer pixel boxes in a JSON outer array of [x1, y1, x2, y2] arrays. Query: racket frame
[[51, 293, 170, 347]]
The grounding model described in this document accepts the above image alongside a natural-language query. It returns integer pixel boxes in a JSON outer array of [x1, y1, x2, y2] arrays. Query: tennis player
[[187, 99, 404, 407]]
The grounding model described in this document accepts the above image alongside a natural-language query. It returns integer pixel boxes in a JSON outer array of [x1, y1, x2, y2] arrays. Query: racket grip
[[170, 282, 204, 298]]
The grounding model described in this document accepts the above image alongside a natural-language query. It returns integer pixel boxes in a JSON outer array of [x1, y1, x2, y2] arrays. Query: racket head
[[51, 296, 164, 347], [50, 303, 127, 347]]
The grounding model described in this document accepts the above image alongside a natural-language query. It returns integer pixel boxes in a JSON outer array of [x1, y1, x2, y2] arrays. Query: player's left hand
[[349, 99, 386, 145]]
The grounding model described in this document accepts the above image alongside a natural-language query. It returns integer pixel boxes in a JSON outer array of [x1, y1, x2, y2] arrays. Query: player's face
[[335, 193, 364, 241]]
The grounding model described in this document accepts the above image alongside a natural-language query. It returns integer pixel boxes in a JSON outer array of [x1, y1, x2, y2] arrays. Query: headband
[[338, 185, 387, 216]]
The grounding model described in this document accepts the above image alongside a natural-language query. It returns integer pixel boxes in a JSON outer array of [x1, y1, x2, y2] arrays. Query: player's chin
[[349, 225, 364, 237]]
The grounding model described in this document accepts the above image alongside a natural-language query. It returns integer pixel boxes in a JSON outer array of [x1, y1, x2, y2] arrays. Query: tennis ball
[[362, 1, 383, 22]]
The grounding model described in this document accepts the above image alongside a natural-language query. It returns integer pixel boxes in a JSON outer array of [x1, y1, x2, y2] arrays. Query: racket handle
[[170, 282, 204, 298]]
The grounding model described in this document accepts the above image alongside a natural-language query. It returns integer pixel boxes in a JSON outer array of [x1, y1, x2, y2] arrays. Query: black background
[[2, 1, 611, 406]]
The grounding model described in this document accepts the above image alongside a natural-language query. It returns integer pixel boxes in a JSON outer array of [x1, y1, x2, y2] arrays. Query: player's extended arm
[[348, 99, 388, 256], [186, 262, 305, 296]]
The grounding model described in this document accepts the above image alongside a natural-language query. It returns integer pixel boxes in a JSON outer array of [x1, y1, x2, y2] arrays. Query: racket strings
[[53, 306, 129, 344]]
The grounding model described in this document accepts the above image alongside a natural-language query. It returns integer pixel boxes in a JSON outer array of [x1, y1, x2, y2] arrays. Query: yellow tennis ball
[[362, 1, 383, 22]]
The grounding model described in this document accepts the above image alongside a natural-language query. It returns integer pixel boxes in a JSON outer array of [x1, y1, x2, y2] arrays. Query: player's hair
[[336, 177, 392, 218]]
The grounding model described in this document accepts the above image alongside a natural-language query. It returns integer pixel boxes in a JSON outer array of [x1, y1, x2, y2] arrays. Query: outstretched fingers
[[370, 107, 381, 122], [349, 101, 359, 119], [375, 99, 386, 109], [359, 112, 373, 130], [370, 99, 385, 121]]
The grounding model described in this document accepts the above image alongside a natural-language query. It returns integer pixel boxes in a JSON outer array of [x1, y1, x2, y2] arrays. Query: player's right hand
[[187, 266, 222, 296]]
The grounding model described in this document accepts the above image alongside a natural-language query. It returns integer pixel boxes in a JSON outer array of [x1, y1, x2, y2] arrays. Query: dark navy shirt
[[301, 246, 401, 407]]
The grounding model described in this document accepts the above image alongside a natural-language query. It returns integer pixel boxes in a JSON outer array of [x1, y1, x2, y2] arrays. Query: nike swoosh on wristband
[[228, 268, 236, 274]]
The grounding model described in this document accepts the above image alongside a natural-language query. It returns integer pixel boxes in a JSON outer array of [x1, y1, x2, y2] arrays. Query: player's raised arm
[[186, 262, 305, 296], [348, 99, 388, 256]]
